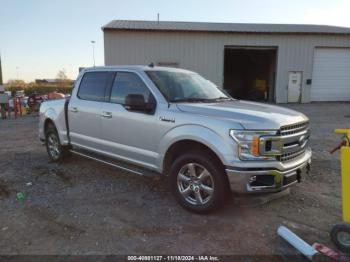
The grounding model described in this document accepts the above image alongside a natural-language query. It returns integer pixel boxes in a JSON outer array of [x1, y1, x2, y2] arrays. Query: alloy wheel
[[177, 163, 214, 205], [47, 133, 60, 160]]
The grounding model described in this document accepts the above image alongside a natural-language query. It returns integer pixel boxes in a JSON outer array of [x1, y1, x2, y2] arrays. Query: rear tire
[[169, 151, 227, 213], [45, 124, 70, 162]]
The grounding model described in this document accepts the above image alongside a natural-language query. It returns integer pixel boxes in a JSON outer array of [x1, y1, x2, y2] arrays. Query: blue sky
[[0, 0, 349, 82]]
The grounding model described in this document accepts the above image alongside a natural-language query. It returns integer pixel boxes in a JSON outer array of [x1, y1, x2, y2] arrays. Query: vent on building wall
[[157, 62, 179, 68]]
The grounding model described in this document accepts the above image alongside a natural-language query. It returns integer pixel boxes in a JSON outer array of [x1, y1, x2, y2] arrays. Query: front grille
[[278, 149, 306, 162], [280, 121, 309, 136], [279, 121, 310, 162]]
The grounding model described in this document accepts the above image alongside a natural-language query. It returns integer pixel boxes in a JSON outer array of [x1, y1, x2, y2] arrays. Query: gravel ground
[[0, 102, 349, 258]]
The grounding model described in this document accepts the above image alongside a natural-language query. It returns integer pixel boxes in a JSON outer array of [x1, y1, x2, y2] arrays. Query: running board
[[70, 149, 157, 177]]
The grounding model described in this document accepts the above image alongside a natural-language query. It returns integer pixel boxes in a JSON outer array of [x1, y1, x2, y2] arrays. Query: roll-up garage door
[[311, 48, 350, 101]]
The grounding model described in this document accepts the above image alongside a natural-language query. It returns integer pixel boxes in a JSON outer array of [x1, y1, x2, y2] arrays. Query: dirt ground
[[0, 102, 349, 259]]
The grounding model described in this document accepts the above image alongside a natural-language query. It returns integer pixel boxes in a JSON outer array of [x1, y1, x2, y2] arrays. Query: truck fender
[[157, 124, 234, 173], [42, 108, 68, 145]]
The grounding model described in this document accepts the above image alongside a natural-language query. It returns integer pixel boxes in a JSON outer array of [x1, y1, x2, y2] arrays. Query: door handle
[[70, 107, 78, 112], [102, 111, 112, 118]]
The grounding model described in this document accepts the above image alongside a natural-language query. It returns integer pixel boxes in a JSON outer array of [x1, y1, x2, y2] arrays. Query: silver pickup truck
[[39, 65, 311, 213]]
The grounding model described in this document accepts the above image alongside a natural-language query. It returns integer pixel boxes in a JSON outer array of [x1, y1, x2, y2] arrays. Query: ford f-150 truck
[[39, 65, 311, 213]]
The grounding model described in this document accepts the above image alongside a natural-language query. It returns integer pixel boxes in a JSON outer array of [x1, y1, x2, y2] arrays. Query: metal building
[[102, 20, 350, 103]]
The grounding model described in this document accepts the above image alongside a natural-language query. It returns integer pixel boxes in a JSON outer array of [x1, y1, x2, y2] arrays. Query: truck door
[[100, 71, 161, 169], [68, 71, 112, 150]]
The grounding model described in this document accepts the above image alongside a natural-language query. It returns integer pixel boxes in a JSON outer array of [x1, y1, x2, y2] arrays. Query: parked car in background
[[47, 91, 65, 100], [28, 93, 46, 112], [39, 66, 312, 213]]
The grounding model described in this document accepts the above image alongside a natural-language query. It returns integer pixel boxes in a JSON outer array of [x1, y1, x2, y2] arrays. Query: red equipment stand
[[10, 97, 23, 119]]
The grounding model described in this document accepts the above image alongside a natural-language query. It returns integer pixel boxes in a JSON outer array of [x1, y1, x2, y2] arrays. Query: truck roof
[[81, 65, 194, 74]]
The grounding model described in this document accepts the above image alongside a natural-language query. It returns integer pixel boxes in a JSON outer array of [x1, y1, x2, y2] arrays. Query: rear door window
[[78, 72, 109, 102]]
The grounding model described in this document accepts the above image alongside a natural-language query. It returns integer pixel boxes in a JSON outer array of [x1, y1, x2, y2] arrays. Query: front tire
[[169, 151, 227, 213], [331, 223, 350, 252], [45, 124, 69, 162]]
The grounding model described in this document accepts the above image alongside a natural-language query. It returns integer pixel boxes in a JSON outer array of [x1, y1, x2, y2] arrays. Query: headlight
[[230, 130, 280, 161]]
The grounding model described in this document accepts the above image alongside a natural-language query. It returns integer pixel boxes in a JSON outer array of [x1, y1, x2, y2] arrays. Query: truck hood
[[176, 100, 308, 130]]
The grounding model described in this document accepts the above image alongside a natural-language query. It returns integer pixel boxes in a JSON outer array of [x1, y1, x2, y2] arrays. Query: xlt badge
[[159, 116, 175, 123]]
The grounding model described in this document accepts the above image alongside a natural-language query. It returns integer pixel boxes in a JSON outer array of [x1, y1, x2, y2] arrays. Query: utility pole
[[91, 41, 96, 67]]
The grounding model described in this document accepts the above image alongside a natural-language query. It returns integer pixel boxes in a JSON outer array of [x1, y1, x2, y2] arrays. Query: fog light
[[249, 176, 257, 183]]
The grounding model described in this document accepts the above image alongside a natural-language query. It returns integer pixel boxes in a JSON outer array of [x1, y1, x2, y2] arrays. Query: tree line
[[4, 70, 74, 96], [5, 80, 73, 96]]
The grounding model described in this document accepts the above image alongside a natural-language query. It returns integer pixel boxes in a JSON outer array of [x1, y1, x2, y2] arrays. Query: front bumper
[[226, 152, 312, 193]]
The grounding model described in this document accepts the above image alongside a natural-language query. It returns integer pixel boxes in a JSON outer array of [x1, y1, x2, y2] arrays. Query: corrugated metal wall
[[104, 31, 350, 103]]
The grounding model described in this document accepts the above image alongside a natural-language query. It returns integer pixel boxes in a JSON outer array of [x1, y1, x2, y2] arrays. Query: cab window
[[110, 72, 151, 104]]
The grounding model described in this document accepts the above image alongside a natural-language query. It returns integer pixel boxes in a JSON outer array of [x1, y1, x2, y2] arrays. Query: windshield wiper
[[171, 97, 234, 103], [212, 96, 234, 101], [171, 98, 214, 103]]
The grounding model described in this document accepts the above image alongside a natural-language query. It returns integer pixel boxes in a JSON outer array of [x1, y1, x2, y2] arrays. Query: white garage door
[[311, 48, 350, 101]]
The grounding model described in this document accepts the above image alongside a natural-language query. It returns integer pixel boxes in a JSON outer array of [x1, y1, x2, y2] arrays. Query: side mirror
[[124, 94, 156, 113]]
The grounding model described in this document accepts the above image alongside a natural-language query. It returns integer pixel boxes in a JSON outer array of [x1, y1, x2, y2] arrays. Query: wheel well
[[163, 140, 225, 175], [44, 119, 55, 135]]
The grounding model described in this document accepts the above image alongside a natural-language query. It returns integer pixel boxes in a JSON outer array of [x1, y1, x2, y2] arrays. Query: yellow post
[[335, 129, 350, 223], [341, 146, 350, 223]]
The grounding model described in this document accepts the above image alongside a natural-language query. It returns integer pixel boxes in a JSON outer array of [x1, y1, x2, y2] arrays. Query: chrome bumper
[[226, 156, 311, 193]]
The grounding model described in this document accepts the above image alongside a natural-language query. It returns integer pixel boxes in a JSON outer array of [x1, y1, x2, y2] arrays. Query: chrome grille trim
[[278, 148, 306, 162], [279, 121, 310, 162], [280, 121, 309, 136]]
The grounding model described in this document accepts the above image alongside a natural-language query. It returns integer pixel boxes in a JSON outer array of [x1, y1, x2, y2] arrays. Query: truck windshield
[[146, 70, 232, 103]]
